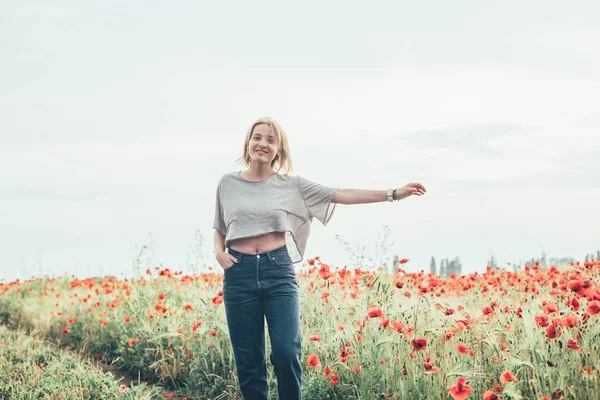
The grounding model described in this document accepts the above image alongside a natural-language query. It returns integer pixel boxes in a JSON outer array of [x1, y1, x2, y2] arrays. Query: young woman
[[213, 117, 426, 400]]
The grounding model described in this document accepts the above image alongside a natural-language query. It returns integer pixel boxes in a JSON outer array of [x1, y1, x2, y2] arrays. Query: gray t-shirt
[[213, 171, 339, 263]]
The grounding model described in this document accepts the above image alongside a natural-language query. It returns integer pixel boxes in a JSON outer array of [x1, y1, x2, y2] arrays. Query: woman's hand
[[394, 183, 427, 201], [216, 251, 239, 270]]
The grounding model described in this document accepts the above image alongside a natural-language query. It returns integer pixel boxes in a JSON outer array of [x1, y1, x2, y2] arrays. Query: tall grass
[[1, 248, 598, 399]]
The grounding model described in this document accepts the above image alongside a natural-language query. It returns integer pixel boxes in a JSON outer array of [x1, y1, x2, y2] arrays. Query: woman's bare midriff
[[228, 232, 286, 254]]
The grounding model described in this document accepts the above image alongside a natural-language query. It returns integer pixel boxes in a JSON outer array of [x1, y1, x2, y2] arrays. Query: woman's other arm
[[333, 183, 426, 205], [214, 229, 226, 256]]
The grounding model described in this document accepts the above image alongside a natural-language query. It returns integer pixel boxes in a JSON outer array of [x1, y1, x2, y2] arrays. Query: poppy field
[[1, 257, 599, 399]]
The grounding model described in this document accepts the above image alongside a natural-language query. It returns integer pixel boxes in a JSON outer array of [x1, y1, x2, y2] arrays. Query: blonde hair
[[237, 117, 293, 175]]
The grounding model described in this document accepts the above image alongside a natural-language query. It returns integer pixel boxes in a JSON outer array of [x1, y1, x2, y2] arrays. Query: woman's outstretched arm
[[333, 183, 426, 205]]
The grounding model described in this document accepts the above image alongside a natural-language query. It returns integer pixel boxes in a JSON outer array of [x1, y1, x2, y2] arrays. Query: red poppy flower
[[457, 344, 470, 355], [586, 300, 600, 316], [307, 354, 320, 368], [562, 314, 578, 328], [391, 321, 405, 333], [483, 391, 498, 400], [411, 338, 427, 352], [423, 362, 439, 374], [310, 335, 322, 342], [500, 370, 518, 383], [449, 377, 472, 400], [535, 314, 549, 328], [444, 328, 457, 341], [545, 325, 559, 339], [329, 374, 339, 386], [567, 338, 581, 351], [367, 308, 384, 318]]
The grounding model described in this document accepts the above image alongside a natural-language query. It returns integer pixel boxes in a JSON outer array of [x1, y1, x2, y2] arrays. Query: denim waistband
[[226, 244, 288, 263]]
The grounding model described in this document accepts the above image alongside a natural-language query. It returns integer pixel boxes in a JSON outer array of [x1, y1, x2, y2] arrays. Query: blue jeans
[[223, 244, 302, 400]]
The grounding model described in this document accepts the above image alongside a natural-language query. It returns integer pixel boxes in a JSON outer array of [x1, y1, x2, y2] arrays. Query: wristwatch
[[387, 188, 395, 202]]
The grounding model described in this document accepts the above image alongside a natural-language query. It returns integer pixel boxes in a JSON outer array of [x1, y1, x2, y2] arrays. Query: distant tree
[[430, 257, 437, 275]]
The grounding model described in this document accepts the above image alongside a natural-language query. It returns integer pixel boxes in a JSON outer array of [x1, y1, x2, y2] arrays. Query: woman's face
[[248, 123, 279, 165]]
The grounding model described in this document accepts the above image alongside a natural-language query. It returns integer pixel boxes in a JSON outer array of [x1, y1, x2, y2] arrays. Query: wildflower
[[562, 314, 579, 328], [212, 296, 223, 305], [586, 300, 600, 316], [192, 320, 203, 332], [483, 391, 498, 400], [339, 347, 353, 362], [319, 264, 331, 280], [128, 338, 138, 347], [423, 362, 439, 374], [448, 377, 472, 400], [391, 321, 405, 333], [307, 354, 320, 368], [310, 335, 322, 342], [545, 325, 559, 339], [411, 338, 427, 352], [183, 303, 193, 311], [62, 327, 69, 335], [444, 328, 457, 341], [123, 316, 132, 324], [535, 314, 549, 328], [209, 330, 217, 336], [329, 374, 339, 386], [567, 338, 581, 351], [457, 344, 470, 355], [367, 307, 384, 318], [119, 384, 127, 394], [500, 370, 518, 383], [158, 293, 165, 301]]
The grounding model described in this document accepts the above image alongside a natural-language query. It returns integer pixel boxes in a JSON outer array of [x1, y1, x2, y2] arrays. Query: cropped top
[[213, 171, 339, 264]]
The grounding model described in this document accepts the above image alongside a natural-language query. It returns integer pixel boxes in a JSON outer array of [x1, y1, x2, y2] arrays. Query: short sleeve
[[213, 182, 226, 236], [298, 175, 339, 226]]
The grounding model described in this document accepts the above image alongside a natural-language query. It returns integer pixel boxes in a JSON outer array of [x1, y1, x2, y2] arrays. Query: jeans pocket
[[271, 253, 294, 268], [224, 257, 241, 272]]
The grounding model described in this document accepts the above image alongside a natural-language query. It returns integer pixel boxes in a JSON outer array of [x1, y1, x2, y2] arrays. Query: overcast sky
[[1, 1, 599, 282]]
